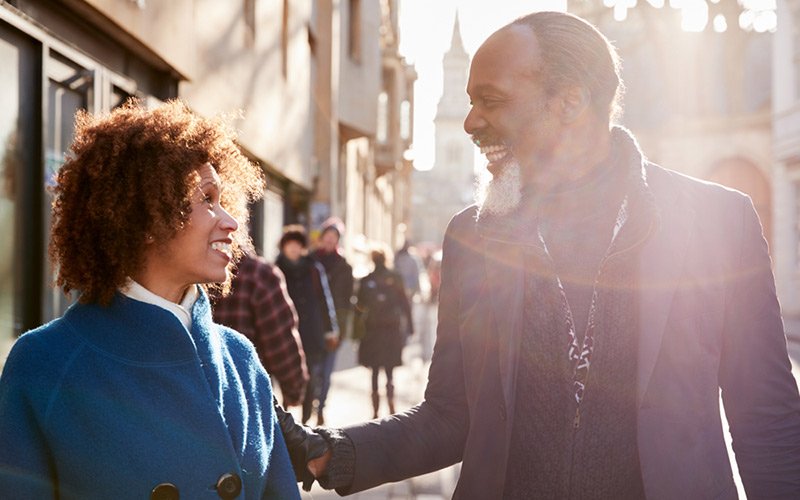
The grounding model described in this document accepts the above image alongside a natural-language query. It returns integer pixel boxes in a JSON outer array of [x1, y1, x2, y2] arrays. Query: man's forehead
[[470, 25, 541, 79]]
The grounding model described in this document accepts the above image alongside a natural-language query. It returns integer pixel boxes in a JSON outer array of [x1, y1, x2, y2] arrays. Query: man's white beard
[[475, 157, 522, 217]]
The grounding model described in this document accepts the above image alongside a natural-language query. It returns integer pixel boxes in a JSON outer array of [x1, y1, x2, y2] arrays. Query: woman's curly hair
[[50, 99, 265, 305]]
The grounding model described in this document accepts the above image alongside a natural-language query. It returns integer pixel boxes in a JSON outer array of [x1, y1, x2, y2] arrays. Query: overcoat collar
[[477, 126, 694, 409]]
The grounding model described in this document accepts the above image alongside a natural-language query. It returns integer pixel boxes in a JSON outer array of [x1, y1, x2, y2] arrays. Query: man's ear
[[558, 86, 591, 124]]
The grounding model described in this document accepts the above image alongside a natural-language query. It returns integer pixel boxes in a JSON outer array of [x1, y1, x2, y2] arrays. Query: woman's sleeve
[[0, 336, 57, 497], [262, 397, 302, 499]]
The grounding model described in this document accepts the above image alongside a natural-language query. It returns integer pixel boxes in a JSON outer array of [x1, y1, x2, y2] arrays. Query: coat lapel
[[637, 175, 695, 407], [483, 237, 526, 413]]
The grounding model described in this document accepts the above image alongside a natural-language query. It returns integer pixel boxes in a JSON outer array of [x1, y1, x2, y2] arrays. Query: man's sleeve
[[252, 264, 309, 405], [334, 215, 471, 494], [719, 195, 800, 497]]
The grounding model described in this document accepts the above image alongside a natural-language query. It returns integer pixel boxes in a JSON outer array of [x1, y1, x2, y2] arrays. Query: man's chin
[[475, 157, 522, 217]]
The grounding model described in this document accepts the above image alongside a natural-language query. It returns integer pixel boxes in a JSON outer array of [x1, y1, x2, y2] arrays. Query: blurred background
[[0, 1, 797, 497]]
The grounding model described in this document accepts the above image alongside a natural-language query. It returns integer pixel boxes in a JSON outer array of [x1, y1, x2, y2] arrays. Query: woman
[[0, 101, 300, 499], [275, 226, 337, 425], [355, 248, 412, 418]]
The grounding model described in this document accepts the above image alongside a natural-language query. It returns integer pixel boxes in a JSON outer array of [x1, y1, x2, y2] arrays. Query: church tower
[[433, 12, 475, 195], [410, 12, 475, 245]]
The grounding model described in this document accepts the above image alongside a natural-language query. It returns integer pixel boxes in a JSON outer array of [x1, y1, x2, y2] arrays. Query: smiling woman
[[0, 100, 301, 499], [49, 101, 263, 305]]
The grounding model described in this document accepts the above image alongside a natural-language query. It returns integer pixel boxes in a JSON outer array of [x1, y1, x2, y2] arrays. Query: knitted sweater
[[0, 290, 300, 499]]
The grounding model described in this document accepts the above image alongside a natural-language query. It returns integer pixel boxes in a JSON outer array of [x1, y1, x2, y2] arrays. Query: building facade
[[774, 0, 800, 322], [411, 14, 475, 247], [0, 0, 414, 362]]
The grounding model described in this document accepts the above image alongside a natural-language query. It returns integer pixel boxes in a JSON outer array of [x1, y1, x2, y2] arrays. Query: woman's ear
[[558, 86, 591, 124]]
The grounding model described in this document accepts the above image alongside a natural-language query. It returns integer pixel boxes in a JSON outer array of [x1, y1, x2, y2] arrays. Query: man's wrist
[[314, 427, 356, 491]]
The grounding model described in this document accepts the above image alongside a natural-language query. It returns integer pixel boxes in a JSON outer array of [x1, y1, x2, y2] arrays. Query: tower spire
[[450, 10, 465, 55]]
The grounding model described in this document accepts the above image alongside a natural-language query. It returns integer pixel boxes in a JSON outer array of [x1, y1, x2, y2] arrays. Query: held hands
[[273, 398, 330, 491]]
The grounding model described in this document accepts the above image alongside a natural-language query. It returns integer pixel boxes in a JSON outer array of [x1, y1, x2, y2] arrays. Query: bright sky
[[397, 0, 776, 171], [398, 0, 567, 171]]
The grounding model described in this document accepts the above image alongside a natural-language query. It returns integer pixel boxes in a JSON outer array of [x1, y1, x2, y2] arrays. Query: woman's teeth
[[211, 242, 231, 255]]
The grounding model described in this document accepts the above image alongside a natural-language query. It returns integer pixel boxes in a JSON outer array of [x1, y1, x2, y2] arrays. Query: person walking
[[280, 11, 800, 499], [312, 218, 354, 425], [355, 248, 413, 418], [276, 225, 338, 424]]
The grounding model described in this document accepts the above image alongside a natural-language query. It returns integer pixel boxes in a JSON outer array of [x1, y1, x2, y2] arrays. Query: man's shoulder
[[446, 205, 480, 235], [645, 162, 751, 208]]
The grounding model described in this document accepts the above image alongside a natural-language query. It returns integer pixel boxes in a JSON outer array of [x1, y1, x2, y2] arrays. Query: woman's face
[[281, 240, 304, 262], [141, 163, 239, 298]]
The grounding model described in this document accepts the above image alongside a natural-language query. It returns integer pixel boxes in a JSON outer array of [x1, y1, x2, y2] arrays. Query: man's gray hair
[[511, 11, 624, 123]]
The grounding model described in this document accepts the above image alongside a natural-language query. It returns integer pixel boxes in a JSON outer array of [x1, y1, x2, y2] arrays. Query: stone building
[[411, 13, 475, 247], [774, 0, 800, 324], [0, 0, 414, 362]]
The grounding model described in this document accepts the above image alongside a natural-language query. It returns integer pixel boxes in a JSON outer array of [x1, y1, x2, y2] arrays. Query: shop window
[[348, 0, 361, 62]]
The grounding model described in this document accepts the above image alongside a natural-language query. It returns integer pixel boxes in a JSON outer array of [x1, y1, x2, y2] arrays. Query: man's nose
[[463, 106, 485, 136]]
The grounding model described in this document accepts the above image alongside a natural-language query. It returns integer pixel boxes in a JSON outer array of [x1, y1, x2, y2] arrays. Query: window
[[377, 92, 388, 143], [400, 100, 411, 140], [348, 0, 361, 62], [282, 0, 289, 78]]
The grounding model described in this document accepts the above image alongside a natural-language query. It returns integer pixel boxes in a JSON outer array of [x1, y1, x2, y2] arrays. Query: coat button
[[216, 473, 242, 499], [151, 483, 179, 500]]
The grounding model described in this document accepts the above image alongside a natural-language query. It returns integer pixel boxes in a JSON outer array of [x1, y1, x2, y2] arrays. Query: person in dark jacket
[[355, 248, 413, 418], [313, 218, 354, 425], [279, 11, 800, 499], [0, 101, 299, 499], [276, 225, 338, 424]]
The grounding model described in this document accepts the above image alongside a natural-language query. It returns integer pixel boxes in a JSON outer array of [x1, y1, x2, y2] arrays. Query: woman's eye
[[204, 194, 214, 207]]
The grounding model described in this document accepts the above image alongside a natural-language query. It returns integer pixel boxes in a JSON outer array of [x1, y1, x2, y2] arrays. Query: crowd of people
[[213, 218, 424, 425], [1, 9, 798, 500]]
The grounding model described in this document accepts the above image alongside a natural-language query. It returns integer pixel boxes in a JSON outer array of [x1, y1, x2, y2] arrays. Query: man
[[283, 11, 800, 498], [214, 252, 309, 406], [313, 218, 355, 425]]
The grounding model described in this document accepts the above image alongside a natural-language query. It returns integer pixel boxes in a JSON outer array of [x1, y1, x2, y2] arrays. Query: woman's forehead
[[192, 162, 221, 186]]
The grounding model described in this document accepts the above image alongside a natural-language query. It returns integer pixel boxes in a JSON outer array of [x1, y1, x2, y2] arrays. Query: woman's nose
[[218, 206, 239, 232]]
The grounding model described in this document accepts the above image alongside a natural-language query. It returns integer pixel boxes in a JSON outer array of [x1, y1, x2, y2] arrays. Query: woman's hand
[[273, 398, 330, 491]]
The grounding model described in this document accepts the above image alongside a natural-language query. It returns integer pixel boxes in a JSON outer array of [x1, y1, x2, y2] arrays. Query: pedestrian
[[213, 251, 309, 407], [276, 225, 338, 424], [394, 240, 422, 301], [313, 217, 354, 425], [282, 11, 800, 499], [0, 100, 300, 498], [354, 248, 413, 418]]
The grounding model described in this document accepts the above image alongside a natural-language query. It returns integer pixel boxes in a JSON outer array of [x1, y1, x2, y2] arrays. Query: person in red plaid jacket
[[214, 252, 309, 406]]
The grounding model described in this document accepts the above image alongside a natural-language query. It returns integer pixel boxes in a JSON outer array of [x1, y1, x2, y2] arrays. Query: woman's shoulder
[[1, 315, 84, 392]]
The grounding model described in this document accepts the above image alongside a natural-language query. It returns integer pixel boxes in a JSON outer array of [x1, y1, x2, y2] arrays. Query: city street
[[289, 313, 800, 500]]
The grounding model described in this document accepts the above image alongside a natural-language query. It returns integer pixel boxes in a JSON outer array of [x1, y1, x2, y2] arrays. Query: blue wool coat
[[0, 290, 300, 499]]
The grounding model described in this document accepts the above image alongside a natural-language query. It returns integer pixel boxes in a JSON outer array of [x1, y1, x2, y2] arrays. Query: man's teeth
[[211, 242, 231, 254], [480, 144, 508, 163]]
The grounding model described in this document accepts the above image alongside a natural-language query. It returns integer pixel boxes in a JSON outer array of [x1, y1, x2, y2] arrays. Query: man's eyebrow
[[467, 83, 505, 96]]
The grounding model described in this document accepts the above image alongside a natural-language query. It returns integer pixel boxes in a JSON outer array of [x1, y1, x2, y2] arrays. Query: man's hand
[[273, 398, 330, 491], [308, 449, 332, 478]]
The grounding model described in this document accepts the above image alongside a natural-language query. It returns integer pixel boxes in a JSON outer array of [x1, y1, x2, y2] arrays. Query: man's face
[[464, 25, 561, 179]]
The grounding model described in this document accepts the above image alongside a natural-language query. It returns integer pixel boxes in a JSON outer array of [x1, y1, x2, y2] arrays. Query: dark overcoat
[[339, 143, 800, 498]]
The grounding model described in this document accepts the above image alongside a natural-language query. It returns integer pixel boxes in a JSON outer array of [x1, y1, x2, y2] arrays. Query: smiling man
[[280, 11, 800, 499]]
